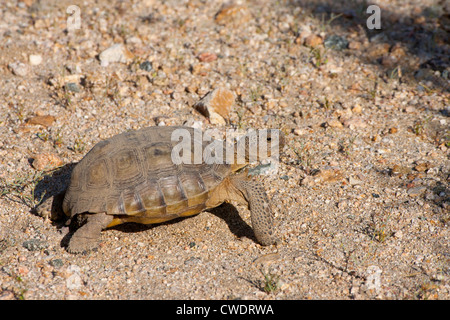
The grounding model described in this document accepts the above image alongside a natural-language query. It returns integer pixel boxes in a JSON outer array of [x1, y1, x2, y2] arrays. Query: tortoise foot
[[67, 212, 112, 254]]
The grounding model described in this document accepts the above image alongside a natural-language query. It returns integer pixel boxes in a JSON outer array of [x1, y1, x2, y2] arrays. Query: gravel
[[0, 0, 449, 300]]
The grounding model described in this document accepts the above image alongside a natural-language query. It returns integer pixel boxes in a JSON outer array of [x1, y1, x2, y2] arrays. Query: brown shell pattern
[[62, 126, 231, 221]]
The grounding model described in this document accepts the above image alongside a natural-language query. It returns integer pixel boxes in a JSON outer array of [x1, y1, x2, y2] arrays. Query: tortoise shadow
[[34, 163, 75, 204], [110, 203, 257, 243], [32, 163, 75, 226], [207, 202, 257, 243]]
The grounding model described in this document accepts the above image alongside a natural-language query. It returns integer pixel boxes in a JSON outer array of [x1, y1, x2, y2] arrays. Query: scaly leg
[[67, 212, 113, 254], [229, 176, 277, 246]]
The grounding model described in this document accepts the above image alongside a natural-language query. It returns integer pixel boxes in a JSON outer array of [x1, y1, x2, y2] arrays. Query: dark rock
[[324, 35, 349, 50], [139, 61, 153, 72], [22, 239, 48, 251]]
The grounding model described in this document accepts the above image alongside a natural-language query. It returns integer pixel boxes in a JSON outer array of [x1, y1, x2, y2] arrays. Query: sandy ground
[[0, 0, 449, 300]]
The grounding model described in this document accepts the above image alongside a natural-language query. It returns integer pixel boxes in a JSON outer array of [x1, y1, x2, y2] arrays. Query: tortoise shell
[[62, 126, 231, 225]]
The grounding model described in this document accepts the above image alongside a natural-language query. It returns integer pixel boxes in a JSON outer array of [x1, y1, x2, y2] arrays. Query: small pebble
[[215, 3, 251, 26], [301, 168, 343, 186], [293, 128, 307, 136], [407, 186, 427, 197], [349, 176, 362, 185], [29, 54, 43, 65], [99, 44, 134, 67], [342, 117, 367, 129], [197, 52, 218, 62], [391, 165, 411, 175], [65, 82, 80, 93], [184, 257, 201, 266], [394, 230, 403, 239], [194, 87, 235, 125], [22, 239, 48, 251], [389, 127, 398, 134], [32, 153, 64, 171], [414, 162, 430, 172], [8, 62, 28, 76], [352, 104, 363, 113], [304, 34, 323, 48], [327, 119, 343, 128], [50, 259, 64, 268], [139, 61, 153, 72], [26, 115, 56, 127], [324, 35, 349, 50], [66, 273, 82, 290], [253, 252, 281, 265]]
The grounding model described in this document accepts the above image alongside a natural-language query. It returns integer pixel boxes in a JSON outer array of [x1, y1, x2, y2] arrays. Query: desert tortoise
[[37, 126, 283, 253]]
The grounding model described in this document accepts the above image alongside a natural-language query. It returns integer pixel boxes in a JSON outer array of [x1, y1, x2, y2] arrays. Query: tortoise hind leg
[[67, 212, 113, 254]]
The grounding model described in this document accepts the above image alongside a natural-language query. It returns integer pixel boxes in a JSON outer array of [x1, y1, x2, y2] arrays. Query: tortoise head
[[231, 129, 285, 171]]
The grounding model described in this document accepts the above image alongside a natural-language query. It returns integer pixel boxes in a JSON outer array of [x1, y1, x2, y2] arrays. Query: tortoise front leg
[[67, 212, 113, 254], [228, 176, 277, 246]]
